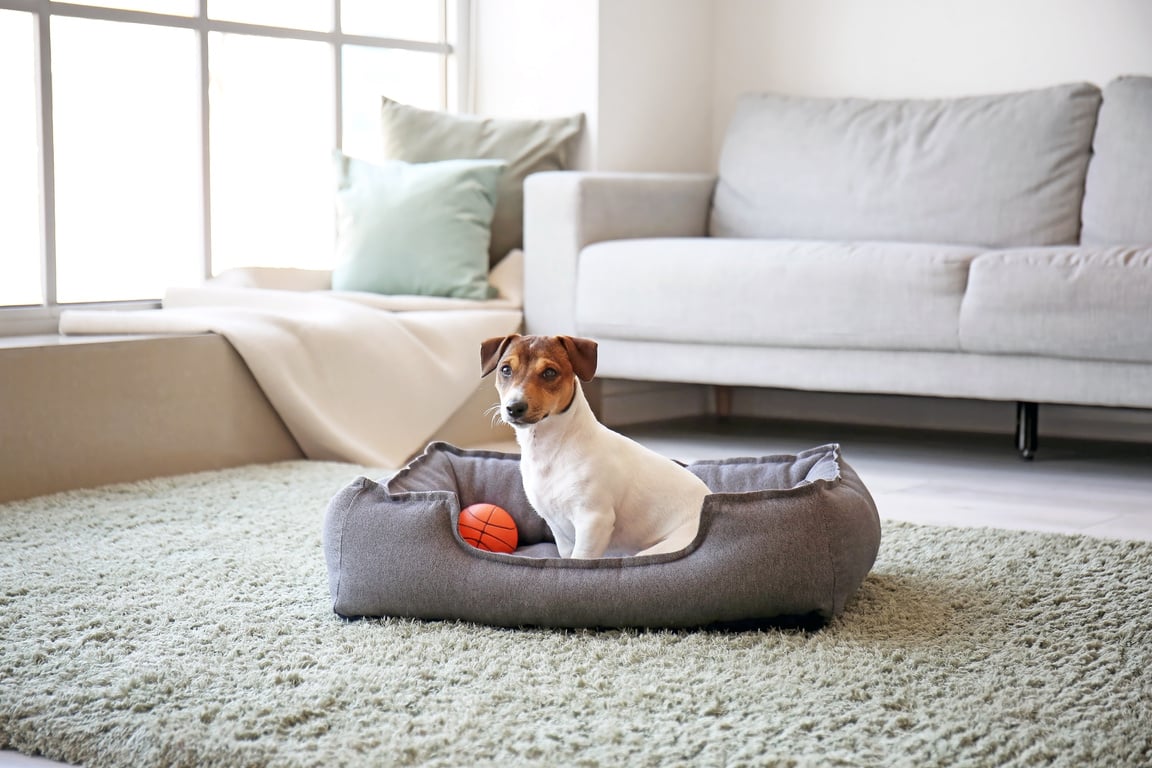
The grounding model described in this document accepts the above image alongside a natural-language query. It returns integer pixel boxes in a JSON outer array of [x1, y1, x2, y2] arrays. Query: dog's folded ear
[[559, 336, 598, 381], [480, 334, 519, 377]]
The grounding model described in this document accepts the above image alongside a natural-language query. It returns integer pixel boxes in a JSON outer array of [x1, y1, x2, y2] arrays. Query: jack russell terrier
[[480, 334, 710, 558]]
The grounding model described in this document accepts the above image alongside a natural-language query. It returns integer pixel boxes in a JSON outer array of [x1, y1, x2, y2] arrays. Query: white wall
[[712, 0, 1152, 160], [596, 0, 714, 172], [472, 0, 713, 172]]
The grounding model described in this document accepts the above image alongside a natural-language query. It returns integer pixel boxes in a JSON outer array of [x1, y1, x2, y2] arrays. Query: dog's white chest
[[514, 427, 602, 552], [518, 437, 576, 519]]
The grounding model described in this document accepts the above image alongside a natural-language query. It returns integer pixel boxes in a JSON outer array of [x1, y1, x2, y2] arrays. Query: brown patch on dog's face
[[491, 335, 582, 426]]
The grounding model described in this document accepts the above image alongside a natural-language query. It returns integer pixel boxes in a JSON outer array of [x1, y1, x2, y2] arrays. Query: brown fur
[[481, 334, 598, 425]]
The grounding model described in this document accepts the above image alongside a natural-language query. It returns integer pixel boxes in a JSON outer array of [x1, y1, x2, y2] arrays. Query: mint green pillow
[[332, 151, 505, 299]]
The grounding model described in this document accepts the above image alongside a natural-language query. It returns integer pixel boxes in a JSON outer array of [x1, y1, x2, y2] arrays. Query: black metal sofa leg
[[1016, 401, 1039, 460]]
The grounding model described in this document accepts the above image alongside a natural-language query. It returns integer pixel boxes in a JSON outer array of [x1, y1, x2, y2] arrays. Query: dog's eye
[[499, 364, 512, 377], [541, 368, 558, 380]]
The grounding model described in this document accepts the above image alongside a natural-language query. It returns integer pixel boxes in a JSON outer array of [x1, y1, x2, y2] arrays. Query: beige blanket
[[59, 253, 524, 468]]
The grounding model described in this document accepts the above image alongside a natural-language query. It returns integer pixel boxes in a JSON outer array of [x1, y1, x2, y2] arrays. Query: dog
[[480, 334, 710, 558]]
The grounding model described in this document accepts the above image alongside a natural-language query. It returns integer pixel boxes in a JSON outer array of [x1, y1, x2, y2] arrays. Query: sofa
[[523, 77, 1152, 458]]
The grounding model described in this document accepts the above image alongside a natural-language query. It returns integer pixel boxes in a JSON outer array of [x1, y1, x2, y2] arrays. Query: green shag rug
[[1, 461, 1150, 767]]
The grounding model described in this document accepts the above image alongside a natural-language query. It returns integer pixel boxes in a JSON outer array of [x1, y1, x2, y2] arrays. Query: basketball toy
[[458, 503, 518, 554]]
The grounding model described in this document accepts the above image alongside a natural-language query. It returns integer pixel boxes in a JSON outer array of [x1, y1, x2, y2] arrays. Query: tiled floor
[[609, 416, 1152, 542], [0, 756, 61, 767]]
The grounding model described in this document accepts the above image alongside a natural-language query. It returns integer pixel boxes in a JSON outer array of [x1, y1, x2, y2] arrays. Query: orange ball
[[458, 503, 519, 554]]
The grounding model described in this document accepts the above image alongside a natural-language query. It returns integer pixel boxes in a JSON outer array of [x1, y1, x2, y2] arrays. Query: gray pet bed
[[323, 442, 880, 629]]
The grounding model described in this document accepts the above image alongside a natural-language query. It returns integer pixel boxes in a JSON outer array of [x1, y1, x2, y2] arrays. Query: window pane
[[209, 0, 331, 32], [209, 33, 335, 273], [0, 11, 42, 307], [51, 17, 201, 304], [341, 45, 444, 159], [342, 0, 443, 42], [72, 1, 196, 15]]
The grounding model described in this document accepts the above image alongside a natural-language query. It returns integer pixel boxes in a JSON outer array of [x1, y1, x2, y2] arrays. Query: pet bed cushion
[[323, 442, 881, 629]]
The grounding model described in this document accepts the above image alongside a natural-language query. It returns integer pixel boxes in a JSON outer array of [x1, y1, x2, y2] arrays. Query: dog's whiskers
[[484, 402, 504, 428]]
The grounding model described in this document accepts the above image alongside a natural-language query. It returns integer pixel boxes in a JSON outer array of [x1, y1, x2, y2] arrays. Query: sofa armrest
[[523, 171, 717, 334]]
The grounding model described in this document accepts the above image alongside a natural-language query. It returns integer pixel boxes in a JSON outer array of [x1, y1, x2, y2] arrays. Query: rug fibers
[[1, 460, 1150, 767]]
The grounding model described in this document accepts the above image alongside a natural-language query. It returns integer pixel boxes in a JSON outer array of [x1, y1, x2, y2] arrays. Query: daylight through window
[[0, 0, 461, 332]]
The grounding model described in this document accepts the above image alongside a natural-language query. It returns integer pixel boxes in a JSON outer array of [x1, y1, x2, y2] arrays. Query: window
[[51, 16, 202, 303], [0, 9, 41, 308], [0, 0, 464, 334], [207, 32, 335, 274]]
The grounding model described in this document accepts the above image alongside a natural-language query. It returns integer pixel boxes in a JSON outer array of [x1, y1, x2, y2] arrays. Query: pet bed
[[322, 441, 881, 629]]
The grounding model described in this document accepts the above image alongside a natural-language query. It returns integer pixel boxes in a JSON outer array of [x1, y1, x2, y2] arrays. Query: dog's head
[[480, 334, 598, 426]]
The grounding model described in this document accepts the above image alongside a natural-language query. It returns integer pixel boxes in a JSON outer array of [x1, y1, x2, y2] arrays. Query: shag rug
[[1, 461, 1150, 768]]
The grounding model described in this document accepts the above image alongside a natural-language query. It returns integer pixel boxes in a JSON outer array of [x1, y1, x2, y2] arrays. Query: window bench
[[0, 334, 304, 503]]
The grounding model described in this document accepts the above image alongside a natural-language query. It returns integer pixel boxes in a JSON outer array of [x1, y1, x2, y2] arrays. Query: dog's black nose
[[505, 401, 528, 420]]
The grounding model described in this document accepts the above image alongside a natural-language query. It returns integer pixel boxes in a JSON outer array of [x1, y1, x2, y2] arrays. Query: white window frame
[[0, 0, 472, 336]]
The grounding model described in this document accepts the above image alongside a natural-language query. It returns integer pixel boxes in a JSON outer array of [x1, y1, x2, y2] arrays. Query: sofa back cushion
[[711, 83, 1101, 247], [1081, 76, 1152, 245]]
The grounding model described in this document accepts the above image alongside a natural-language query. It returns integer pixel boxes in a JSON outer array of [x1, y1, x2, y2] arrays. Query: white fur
[[500, 380, 710, 559]]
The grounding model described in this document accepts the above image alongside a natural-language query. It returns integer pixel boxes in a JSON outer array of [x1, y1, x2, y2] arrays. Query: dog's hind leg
[[636, 519, 699, 557]]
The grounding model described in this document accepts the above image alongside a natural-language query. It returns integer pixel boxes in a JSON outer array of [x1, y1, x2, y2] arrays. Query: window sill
[[0, 300, 161, 338], [0, 331, 201, 350]]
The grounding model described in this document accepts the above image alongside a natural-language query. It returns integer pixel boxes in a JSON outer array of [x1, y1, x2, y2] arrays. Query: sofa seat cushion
[[1081, 76, 1152, 245], [959, 247, 1152, 363], [576, 238, 980, 352], [712, 83, 1101, 247]]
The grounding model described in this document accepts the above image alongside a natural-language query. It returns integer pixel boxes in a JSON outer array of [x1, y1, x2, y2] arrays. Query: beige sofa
[[523, 78, 1152, 458]]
